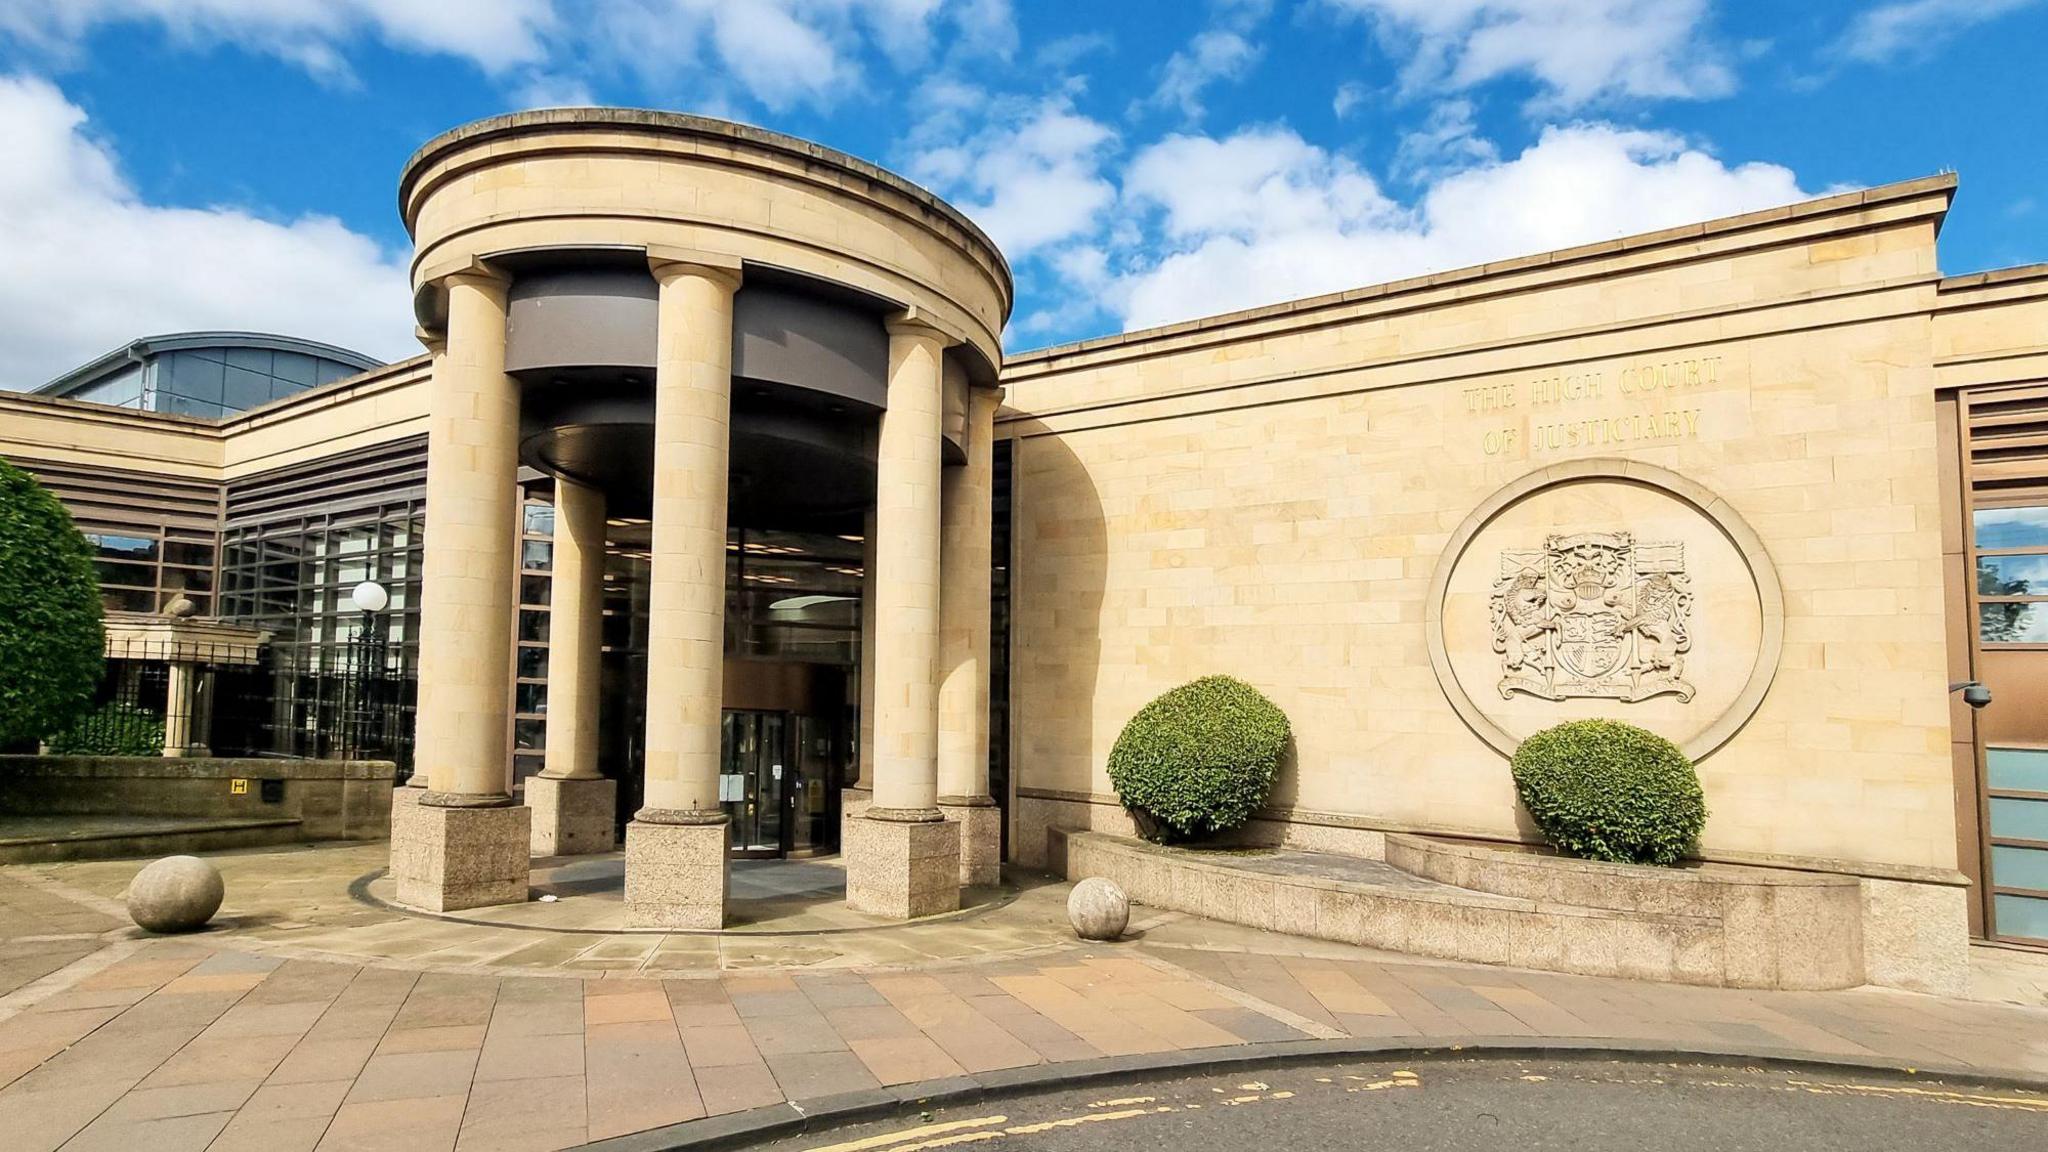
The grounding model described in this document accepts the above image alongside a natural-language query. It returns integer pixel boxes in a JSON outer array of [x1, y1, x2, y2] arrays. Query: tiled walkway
[[0, 861, 2044, 1151]]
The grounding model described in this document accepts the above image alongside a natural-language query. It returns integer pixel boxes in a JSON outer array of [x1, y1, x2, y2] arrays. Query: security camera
[[1949, 680, 1993, 710]]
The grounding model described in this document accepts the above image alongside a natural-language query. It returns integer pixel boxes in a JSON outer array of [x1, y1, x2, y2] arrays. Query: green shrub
[[1510, 719, 1706, 866], [1107, 675, 1290, 844], [46, 701, 165, 757], [0, 458, 103, 748]]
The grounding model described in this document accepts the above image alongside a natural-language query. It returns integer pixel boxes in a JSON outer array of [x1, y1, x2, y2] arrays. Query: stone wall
[[0, 756, 398, 842], [1000, 178, 1965, 890], [1064, 830, 1929, 991]]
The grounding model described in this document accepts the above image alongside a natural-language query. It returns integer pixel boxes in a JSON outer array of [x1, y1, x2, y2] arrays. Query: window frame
[[1971, 502, 2048, 650]]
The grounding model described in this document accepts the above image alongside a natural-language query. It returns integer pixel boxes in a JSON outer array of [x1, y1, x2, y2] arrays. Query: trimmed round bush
[[1510, 719, 1706, 866], [1107, 675, 1290, 844], [0, 459, 103, 749]]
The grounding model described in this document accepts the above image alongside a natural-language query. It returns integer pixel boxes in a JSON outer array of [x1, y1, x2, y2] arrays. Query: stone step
[[1060, 830, 1861, 990], [0, 815, 304, 864]]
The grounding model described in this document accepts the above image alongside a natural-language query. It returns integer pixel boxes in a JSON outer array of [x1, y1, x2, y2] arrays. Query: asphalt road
[[756, 1057, 2048, 1152]]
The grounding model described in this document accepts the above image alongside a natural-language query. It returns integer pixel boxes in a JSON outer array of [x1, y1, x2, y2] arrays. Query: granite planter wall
[[1061, 829, 1963, 993]]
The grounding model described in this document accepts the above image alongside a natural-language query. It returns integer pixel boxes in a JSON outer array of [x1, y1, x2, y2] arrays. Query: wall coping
[[1017, 787, 1968, 887], [1061, 831, 1709, 923], [1385, 832, 1858, 893], [0, 756, 398, 781]]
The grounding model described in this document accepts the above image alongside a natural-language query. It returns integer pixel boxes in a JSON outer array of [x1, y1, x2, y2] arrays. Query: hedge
[[1510, 719, 1706, 866], [0, 458, 103, 748], [1107, 675, 1290, 844], [46, 701, 166, 757]]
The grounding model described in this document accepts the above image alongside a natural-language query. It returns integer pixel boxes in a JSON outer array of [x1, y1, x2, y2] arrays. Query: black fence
[[56, 634, 414, 773]]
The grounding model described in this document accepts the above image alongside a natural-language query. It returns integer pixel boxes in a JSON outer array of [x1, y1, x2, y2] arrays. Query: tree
[[0, 458, 104, 748], [1978, 560, 2035, 644]]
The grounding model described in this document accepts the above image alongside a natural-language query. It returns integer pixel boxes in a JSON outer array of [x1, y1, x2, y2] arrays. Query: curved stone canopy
[[399, 107, 1013, 379]]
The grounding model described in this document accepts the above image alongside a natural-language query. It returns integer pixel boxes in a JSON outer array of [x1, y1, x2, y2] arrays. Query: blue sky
[[0, 0, 2042, 386]]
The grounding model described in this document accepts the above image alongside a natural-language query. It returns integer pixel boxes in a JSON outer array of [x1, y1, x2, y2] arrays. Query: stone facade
[[1003, 178, 1967, 919]]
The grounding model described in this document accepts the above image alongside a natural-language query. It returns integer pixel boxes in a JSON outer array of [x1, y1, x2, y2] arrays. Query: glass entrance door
[[721, 710, 787, 857]]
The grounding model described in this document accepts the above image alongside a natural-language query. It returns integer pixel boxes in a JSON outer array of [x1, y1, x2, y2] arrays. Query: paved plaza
[[0, 845, 2043, 1151]]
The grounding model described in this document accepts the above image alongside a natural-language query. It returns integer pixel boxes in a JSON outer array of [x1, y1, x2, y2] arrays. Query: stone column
[[840, 508, 878, 846], [937, 386, 1001, 887], [528, 475, 617, 856], [845, 314, 960, 919], [625, 251, 742, 929], [392, 264, 532, 912], [161, 660, 195, 757]]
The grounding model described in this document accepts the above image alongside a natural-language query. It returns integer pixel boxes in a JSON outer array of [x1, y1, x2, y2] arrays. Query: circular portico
[[386, 109, 1012, 928]]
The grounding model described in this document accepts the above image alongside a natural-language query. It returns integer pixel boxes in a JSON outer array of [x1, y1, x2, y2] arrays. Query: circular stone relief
[[1425, 459, 1783, 762]]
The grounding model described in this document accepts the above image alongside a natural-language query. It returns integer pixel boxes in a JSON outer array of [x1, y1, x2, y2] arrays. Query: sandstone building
[[1, 111, 2042, 966]]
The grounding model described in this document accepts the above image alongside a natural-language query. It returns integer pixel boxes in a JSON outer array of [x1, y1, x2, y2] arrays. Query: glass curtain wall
[[1974, 503, 2048, 944], [215, 502, 423, 769], [78, 525, 218, 615]]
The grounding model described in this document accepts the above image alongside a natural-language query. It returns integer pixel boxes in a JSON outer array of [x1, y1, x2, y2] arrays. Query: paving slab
[[0, 851, 2041, 1152]]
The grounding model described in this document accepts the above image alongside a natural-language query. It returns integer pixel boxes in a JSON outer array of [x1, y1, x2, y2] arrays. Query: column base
[[940, 800, 1001, 888], [844, 812, 960, 920], [624, 818, 729, 929], [839, 786, 872, 854], [527, 775, 617, 857], [391, 801, 531, 913]]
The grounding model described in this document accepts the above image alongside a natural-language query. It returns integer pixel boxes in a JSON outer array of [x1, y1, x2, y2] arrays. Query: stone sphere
[[126, 856, 224, 933], [1067, 877, 1129, 941]]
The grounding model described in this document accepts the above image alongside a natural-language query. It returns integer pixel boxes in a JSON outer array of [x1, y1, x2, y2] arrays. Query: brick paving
[[0, 870, 2044, 1151]]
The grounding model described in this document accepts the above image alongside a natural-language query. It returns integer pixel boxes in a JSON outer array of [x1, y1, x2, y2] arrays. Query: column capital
[[647, 245, 744, 291], [885, 307, 964, 347], [416, 255, 511, 293], [413, 258, 509, 344]]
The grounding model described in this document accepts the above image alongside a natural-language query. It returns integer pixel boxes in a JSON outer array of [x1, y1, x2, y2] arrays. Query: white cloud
[[1320, 0, 1733, 109], [1108, 121, 1813, 332], [511, 72, 596, 110], [1333, 81, 1368, 118], [1834, 0, 2041, 64], [907, 94, 1119, 259], [0, 0, 555, 78], [569, 0, 1021, 111], [1138, 0, 1272, 121], [0, 75, 414, 389], [1141, 31, 1261, 121], [1392, 98, 1499, 180], [0, 0, 1017, 111]]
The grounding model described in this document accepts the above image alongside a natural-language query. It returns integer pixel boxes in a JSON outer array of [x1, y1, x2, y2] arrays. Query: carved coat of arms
[[1490, 532, 1695, 703]]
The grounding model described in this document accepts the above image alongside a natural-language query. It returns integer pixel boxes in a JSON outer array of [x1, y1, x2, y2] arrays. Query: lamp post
[[348, 580, 389, 757]]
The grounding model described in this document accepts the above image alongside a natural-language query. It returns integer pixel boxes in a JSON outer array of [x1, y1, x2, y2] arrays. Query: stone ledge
[[1062, 830, 1865, 991], [1385, 833, 1861, 915], [0, 816, 303, 864], [0, 755, 399, 781]]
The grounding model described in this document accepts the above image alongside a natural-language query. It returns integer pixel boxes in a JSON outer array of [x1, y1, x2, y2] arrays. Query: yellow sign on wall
[[229, 779, 248, 795]]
